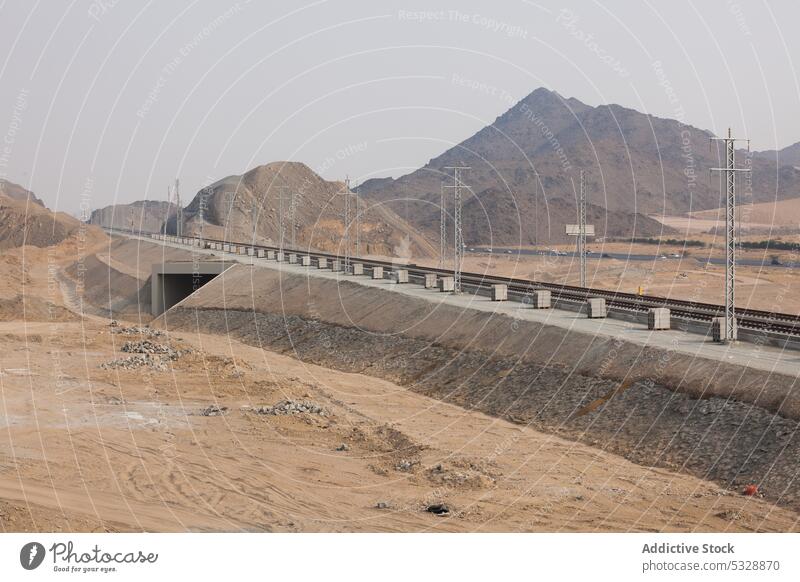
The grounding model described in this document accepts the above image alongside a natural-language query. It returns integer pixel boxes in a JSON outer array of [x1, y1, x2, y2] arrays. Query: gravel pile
[[100, 340, 190, 371], [200, 405, 228, 416], [253, 400, 326, 416], [100, 354, 169, 371], [110, 323, 165, 338], [121, 340, 177, 355]]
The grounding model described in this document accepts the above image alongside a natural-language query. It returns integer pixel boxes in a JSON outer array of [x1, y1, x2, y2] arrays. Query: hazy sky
[[1, 0, 798, 214]]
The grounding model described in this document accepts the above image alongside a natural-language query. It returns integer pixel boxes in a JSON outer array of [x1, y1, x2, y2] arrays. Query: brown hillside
[[0, 192, 87, 250], [0, 178, 45, 207], [180, 161, 436, 259]]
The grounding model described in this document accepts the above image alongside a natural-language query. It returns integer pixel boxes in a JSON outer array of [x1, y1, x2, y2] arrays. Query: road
[[469, 247, 795, 269]]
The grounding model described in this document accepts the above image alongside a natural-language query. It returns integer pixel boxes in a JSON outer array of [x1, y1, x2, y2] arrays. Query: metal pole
[[579, 170, 586, 287], [444, 166, 469, 293], [355, 184, 361, 257], [533, 173, 539, 248], [290, 190, 297, 248], [710, 128, 750, 343], [175, 178, 181, 238], [343, 177, 351, 271], [439, 181, 446, 269], [278, 187, 286, 259], [725, 134, 735, 341]]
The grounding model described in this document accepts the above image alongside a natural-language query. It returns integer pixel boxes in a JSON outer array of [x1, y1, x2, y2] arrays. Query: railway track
[[115, 229, 800, 337]]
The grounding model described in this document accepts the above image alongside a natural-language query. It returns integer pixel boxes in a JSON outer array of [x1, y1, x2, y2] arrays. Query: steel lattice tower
[[343, 177, 351, 271], [278, 187, 291, 259], [289, 190, 298, 248], [355, 184, 361, 257], [444, 166, 469, 293], [578, 170, 587, 287], [439, 181, 446, 269], [711, 128, 750, 342]]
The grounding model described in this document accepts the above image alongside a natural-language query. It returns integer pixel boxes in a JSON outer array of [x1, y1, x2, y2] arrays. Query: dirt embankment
[[162, 265, 800, 511], [62, 236, 202, 320]]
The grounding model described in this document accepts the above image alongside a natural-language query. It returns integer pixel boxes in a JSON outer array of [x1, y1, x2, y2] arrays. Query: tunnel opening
[[151, 261, 229, 316]]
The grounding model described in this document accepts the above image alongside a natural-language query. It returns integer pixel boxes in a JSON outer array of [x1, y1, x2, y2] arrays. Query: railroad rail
[[110, 228, 800, 337]]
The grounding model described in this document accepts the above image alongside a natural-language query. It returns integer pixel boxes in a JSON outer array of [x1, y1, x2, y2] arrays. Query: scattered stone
[[336, 443, 350, 451], [395, 459, 417, 472], [109, 320, 119, 327], [426, 503, 450, 516], [716, 510, 743, 521], [200, 405, 228, 417], [375, 501, 391, 509], [253, 400, 326, 416]]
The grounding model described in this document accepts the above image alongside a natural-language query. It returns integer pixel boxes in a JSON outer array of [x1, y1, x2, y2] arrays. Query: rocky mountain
[[361, 88, 800, 244], [755, 141, 800, 168], [0, 191, 82, 249], [0, 179, 45, 207], [90, 200, 176, 233], [179, 161, 436, 259]]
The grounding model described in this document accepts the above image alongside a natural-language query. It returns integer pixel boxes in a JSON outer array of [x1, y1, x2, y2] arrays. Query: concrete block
[[247, 247, 254, 256], [532, 290, 551, 309], [317, 257, 328, 269], [424, 274, 438, 289], [712, 317, 738, 342], [265, 250, 276, 260], [288, 253, 298, 264], [300, 255, 311, 266], [351, 263, 363, 276], [395, 269, 409, 283], [223, 244, 231, 252], [275, 251, 284, 262], [331, 259, 341, 272], [439, 276, 455, 292], [372, 266, 384, 279], [492, 284, 508, 301], [237, 246, 247, 255], [648, 308, 671, 330], [257, 249, 265, 258], [587, 297, 607, 319]]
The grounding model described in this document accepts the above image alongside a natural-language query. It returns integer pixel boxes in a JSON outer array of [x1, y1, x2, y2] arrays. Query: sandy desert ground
[[0, 232, 799, 532]]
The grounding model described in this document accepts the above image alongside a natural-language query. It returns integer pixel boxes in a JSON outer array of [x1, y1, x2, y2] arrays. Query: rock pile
[[100, 340, 189, 371], [253, 400, 326, 416], [110, 325, 165, 338], [121, 340, 176, 355], [200, 405, 228, 416]]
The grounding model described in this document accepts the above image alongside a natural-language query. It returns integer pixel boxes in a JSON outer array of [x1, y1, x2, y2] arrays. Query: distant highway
[[469, 247, 797, 269]]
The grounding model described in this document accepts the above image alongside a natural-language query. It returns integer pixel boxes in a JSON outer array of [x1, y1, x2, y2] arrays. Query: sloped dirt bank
[[163, 299, 800, 511]]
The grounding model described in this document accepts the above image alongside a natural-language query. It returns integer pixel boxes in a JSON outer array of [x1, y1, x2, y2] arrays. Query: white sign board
[[565, 224, 595, 236]]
